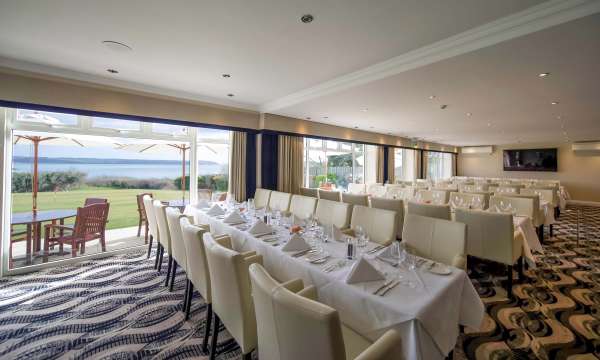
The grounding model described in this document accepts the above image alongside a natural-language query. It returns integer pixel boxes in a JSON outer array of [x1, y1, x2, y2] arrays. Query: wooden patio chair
[[9, 225, 29, 268], [43, 203, 110, 262], [136, 192, 153, 243], [84, 198, 108, 206]]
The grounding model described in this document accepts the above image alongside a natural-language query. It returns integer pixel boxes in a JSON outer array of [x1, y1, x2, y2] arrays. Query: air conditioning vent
[[461, 146, 493, 155], [572, 142, 600, 152]]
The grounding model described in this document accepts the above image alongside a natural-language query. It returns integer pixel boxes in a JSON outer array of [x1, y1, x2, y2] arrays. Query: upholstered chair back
[[370, 197, 404, 239], [319, 189, 342, 202], [143, 195, 158, 241], [289, 195, 318, 220], [153, 200, 171, 252], [350, 205, 397, 246], [165, 207, 190, 272], [490, 195, 540, 226], [449, 192, 489, 210], [269, 191, 292, 212], [402, 214, 467, 269], [341, 193, 369, 207], [396, 187, 415, 202], [180, 217, 211, 303], [521, 188, 556, 207], [248, 263, 403, 360], [406, 201, 451, 220], [254, 188, 272, 209], [489, 185, 522, 194], [347, 183, 366, 195], [203, 233, 262, 355], [416, 189, 449, 204], [299, 187, 318, 198], [315, 199, 352, 229], [454, 209, 520, 266]]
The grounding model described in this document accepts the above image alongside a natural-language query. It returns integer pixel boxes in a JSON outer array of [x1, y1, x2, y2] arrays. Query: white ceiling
[[0, 0, 598, 145]]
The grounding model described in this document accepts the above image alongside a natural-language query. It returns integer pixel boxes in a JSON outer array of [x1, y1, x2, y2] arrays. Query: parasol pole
[[181, 146, 186, 203], [32, 137, 39, 214]]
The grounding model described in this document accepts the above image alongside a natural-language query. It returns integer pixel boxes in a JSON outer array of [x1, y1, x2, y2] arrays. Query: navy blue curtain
[[383, 145, 389, 183], [245, 133, 257, 199], [260, 133, 278, 190]]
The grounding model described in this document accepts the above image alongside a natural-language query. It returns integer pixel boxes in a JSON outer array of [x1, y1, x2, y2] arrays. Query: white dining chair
[[319, 189, 342, 202], [153, 200, 173, 286], [315, 199, 352, 229], [180, 217, 213, 350], [406, 201, 451, 220], [203, 233, 262, 360], [346, 205, 397, 246], [254, 188, 272, 210], [268, 191, 292, 212], [289, 194, 318, 220], [165, 207, 193, 292], [347, 183, 366, 194], [415, 189, 450, 204], [370, 197, 404, 239], [454, 208, 523, 296], [248, 263, 403, 360], [341, 193, 369, 207], [142, 195, 159, 261], [449, 191, 489, 210], [300, 187, 319, 198], [402, 214, 467, 269]]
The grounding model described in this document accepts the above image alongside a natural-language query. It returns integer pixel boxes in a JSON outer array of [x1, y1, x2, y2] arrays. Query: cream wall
[[458, 142, 600, 201]]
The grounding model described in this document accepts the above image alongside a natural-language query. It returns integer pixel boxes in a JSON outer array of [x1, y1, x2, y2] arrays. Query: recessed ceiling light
[[306, 117, 311, 120], [487, 122, 492, 127], [428, 95, 436, 100], [538, 72, 550, 78], [107, 68, 119, 74], [222, 74, 231, 78], [301, 14, 314, 23], [551, 101, 559, 105], [322, 116, 328, 119], [556, 115, 562, 119], [360, 108, 368, 112], [102, 40, 132, 52], [466, 112, 472, 117], [227, 93, 234, 97], [354, 126, 359, 129]]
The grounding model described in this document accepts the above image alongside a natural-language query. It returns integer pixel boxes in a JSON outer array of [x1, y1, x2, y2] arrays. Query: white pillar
[[189, 127, 198, 205], [0, 108, 14, 276]]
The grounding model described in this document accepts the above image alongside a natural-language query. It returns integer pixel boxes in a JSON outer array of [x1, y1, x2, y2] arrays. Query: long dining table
[[186, 204, 484, 360]]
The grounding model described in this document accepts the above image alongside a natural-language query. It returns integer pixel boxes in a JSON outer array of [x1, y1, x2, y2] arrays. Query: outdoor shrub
[[12, 171, 86, 193]]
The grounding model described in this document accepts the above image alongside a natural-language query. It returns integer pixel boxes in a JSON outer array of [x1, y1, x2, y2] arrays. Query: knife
[[373, 279, 393, 295], [379, 280, 400, 296]]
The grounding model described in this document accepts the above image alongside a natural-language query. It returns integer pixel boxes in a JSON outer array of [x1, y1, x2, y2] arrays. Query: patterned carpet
[[0, 204, 598, 359]]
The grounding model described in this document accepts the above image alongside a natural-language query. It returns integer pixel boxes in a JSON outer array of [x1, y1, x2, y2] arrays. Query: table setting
[[185, 199, 484, 360]]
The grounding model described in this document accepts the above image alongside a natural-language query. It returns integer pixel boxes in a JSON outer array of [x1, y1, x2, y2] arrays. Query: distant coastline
[[13, 156, 218, 166]]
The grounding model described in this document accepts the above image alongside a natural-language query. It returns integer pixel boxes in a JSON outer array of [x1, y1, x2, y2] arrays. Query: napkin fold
[[248, 220, 273, 236], [331, 224, 345, 242], [195, 199, 211, 209], [223, 211, 245, 224], [281, 233, 311, 252], [345, 257, 385, 284], [206, 204, 225, 216]]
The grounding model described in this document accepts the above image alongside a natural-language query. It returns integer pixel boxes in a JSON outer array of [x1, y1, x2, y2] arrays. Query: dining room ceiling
[[0, 0, 598, 146]]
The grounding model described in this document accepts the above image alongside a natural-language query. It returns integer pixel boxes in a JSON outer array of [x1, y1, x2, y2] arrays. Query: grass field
[[11, 187, 188, 230]]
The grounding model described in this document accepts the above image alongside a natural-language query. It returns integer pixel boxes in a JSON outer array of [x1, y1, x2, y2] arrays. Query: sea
[[12, 161, 225, 179]]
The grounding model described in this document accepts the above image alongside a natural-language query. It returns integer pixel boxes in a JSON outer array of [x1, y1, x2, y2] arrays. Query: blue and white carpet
[[0, 250, 242, 359]]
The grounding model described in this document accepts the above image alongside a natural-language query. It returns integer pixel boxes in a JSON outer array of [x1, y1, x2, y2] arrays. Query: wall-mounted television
[[503, 148, 557, 172]]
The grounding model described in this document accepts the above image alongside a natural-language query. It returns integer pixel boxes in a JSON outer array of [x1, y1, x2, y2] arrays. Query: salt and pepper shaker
[[346, 237, 355, 260]]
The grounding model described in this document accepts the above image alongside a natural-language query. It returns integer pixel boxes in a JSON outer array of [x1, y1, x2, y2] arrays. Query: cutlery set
[[366, 245, 387, 255], [373, 279, 400, 296]]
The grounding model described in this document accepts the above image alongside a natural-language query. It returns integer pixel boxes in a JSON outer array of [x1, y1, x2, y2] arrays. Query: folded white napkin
[[331, 224, 345, 242], [206, 204, 225, 216], [195, 199, 211, 209], [345, 257, 385, 284], [248, 220, 272, 236], [223, 211, 245, 224], [281, 233, 311, 252]]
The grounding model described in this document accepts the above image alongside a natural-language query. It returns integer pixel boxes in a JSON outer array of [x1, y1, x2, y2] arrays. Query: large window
[[425, 151, 454, 180], [4, 107, 231, 271], [303, 138, 368, 190], [393, 148, 417, 182]]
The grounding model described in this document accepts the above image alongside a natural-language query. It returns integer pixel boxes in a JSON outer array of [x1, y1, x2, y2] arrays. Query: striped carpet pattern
[[0, 204, 598, 359], [0, 250, 241, 359]]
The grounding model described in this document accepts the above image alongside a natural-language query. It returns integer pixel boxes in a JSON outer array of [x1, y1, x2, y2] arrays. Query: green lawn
[[11, 187, 188, 230]]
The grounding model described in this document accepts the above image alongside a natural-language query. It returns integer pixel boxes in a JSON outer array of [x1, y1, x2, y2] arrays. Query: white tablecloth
[[513, 216, 543, 268], [540, 201, 556, 226], [188, 207, 484, 360]]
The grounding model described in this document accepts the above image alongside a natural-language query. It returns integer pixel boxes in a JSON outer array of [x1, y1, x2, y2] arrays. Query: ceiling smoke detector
[[301, 14, 314, 23]]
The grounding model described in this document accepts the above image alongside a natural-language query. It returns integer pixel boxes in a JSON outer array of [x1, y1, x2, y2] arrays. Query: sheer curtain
[[277, 135, 304, 194], [375, 146, 385, 183], [229, 131, 247, 201], [387, 147, 395, 184]]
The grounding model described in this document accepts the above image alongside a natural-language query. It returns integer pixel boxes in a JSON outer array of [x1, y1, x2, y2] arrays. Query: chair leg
[[183, 279, 190, 313], [202, 303, 213, 352], [169, 261, 178, 292], [100, 235, 106, 252], [243, 352, 252, 360], [144, 222, 149, 244], [506, 265, 513, 298], [154, 242, 161, 269], [147, 235, 153, 259], [517, 257, 524, 282], [185, 281, 194, 320], [137, 218, 142, 237], [81, 241, 86, 254], [71, 239, 77, 257], [550, 224, 554, 237], [446, 349, 454, 360], [158, 245, 164, 272], [165, 255, 173, 287], [209, 313, 220, 360]]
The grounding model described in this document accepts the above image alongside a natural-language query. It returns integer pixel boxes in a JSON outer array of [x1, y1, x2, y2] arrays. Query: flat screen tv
[[503, 148, 557, 172]]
